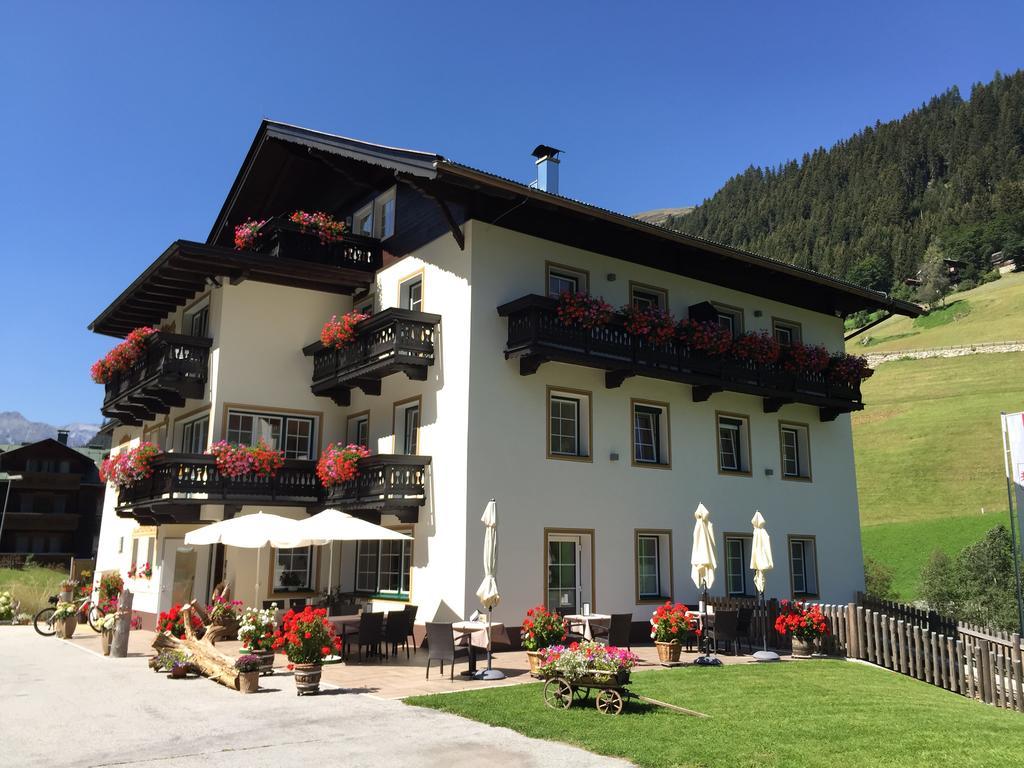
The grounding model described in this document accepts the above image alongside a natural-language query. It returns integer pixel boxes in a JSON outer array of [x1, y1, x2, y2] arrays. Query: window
[[635, 530, 672, 602], [546, 263, 588, 298], [547, 388, 591, 460], [274, 546, 313, 592], [394, 399, 421, 455], [355, 536, 413, 596], [630, 283, 667, 311], [779, 423, 812, 480], [353, 203, 374, 237], [713, 304, 744, 337], [186, 301, 210, 338], [632, 401, 670, 467], [375, 188, 396, 239], [225, 410, 316, 458], [399, 273, 424, 312], [772, 319, 802, 346], [346, 413, 370, 447], [354, 292, 375, 316], [725, 536, 754, 596], [717, 413, 750, 474], [789, 537, 819, 596], [181, 416, 209, 453]]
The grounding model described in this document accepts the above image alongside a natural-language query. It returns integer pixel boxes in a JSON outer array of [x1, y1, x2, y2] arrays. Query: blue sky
[[2, 1, 1022, 426]]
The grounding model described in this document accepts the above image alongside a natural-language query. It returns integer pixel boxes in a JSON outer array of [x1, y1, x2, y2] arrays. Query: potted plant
[[235, 654, 262, 693], [270, 606, 342, 695], [238, 604, 278, 675], [234, 218, 268, 250], [620, 304, 676, 345], [316, 443, 371, 489], [0, 591, 15, 623], [520, 605, 568, 674], [150, 649, 188, 674], [536, 641, 640, 684], [89, 326, 158, 384], [99, 442, 160, 491], [555, 292, 614, 330], [320, 311, 369, 350], [774, 600, 829, 657], [649, 601, 692, 662], [208, 440, 285, 479], [99, 612, 117, 655], [289, 210, 347, 244], [52, 601, 78, 638]]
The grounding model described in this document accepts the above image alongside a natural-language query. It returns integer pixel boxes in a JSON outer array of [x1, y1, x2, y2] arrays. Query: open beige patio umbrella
[[690, 503, 721, 666], [473, 499, 504, 680], [749, 510, 780, 662]]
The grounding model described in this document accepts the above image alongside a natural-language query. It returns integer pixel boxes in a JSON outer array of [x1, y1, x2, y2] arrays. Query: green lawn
[[847, 271, 1024, 353], [407, 662, 1024, 768], [0, 564, 67, 615]]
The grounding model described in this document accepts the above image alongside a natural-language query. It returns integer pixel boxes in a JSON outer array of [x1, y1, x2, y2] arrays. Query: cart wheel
[[543, 677, 574, 710], [595, 688, 624, 715], [572, 686, 590, 703]]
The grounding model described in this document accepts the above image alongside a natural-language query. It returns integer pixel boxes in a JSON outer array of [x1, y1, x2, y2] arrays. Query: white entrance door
[[158, 538, 207, 614], [547, 535, 581, 614]]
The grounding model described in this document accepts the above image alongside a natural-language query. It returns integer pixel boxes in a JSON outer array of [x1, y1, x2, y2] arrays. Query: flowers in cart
[[537, 641, 640, 684]]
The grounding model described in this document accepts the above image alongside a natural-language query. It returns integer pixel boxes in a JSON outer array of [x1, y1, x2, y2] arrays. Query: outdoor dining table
[[563, 613, 611, 641], [452, 620, 505, 677]]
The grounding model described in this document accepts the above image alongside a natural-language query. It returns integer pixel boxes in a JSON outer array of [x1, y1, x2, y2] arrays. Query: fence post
[[856, 606, 866, 660], [846, 603, 857, 659], [1011, 634, 1022, 711], [965, 637, 976, 699], [912, 625, 923, 679], [897, 620, 908, 674], [980, 641, 992, 704], [872, 611, 882, 665], [946, 635, 958, 694]]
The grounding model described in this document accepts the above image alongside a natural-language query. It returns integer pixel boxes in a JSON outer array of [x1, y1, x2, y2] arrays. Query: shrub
[[864, 556, 896, 601]]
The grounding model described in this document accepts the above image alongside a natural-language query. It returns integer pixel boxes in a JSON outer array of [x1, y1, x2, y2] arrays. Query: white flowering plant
[[0, 591, 16, 621], [238, 604, 277, 651]]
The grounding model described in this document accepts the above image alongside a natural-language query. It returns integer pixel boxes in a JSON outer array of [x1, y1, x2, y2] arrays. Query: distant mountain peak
[[0, 411, 100, 448]]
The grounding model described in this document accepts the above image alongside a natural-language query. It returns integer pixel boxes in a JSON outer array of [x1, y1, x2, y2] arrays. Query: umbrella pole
[[475, 605, 506, 680], [695, 579, 721, 667], [753, 588, 780, 662]]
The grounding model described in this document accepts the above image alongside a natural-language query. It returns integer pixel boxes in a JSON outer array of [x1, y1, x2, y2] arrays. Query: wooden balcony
[[101, 333, 212, 426], [115, 453, 430, 526], [497, 294, 864, 422], [303, 309, 441, 406], [252, 215, 382, 273]]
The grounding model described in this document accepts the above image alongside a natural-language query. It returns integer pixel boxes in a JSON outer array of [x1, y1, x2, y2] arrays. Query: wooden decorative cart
[[541, 668, 709, 718]]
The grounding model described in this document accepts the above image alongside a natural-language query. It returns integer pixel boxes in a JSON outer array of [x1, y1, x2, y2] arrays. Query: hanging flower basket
[[620, 305, 676, 345], [316, 443, 371, 488], [556, 292, 614, 330], [827, 352, 873, 389], [730, 331, 781, 366], [781, 342, 831, 376], [208, 440, 285, 479], [90, 326, 158, 384], [99, 443, 160, 490], [320, 311, 368, 350], [234, 218, 268, 250], [677, 318, 733, 356]]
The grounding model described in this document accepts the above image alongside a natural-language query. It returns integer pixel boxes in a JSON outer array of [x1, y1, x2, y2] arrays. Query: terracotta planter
[[56, 615, 77, 639], [293, 663, 322, 696], [240, 648, 276, 675], [526, 650, 543, 675], [169, 664, 189, 679], [655, 640, 682, 663], [101, 629, 113, 656], [238, 670, 260, 694], [791, 637, 816, 658]]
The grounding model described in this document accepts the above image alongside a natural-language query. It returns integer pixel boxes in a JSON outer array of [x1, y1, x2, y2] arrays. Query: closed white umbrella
[[474, 499, 503, 680], [690, 502, 718, 590], [749, 510, 779, 662], [295, 509, 411, 592]]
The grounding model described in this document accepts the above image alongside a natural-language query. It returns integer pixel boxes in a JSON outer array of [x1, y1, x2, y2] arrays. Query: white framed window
[[393, 399, 421, 455], [547, 388, 591, 460], [353, 203, 374, 237], [773, 319, 802, 346], [780, 423, 812, 480], [725, 536, 754, 596], [225, 410, 316, 459], [789, 537, 819, 596], [635, 530, 672, 601], [356, 541, 378, 592], [546, 263, 588, 298], [632, 401, 670, 467], [630, 284, 667, 311], [181, 416, 209, 453], [347, 413, 370, 447], [713, 304, 744, 337], [717, 413, 750, 474], [185, 300, 210, 338], [274, 546, 313, 592], [399, 274, 424, 312], [355, 537, 413, 596], [375, 188, 396, 239]]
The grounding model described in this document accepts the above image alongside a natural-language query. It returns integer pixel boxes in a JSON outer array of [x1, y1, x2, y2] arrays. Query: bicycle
[[34, 594, 110, 636]]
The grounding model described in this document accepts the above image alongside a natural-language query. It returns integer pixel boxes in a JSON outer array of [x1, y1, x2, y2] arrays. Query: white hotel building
[[90, 122, 919, 635]]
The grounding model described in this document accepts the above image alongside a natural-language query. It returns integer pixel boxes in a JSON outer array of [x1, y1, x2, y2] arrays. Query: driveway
[[0, 628, 632, 768]]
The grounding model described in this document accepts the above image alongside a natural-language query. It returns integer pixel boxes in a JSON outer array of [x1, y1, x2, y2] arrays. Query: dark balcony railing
[[252, 215, 382, 273], [304, 308, 441, 406], [115, 453, 430, 525], [497, 294, 863, 421], [101, 333, 212, 426]]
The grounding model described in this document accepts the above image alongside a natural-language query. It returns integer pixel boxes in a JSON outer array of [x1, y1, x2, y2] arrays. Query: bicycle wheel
[[87, 605, 104, 633], [34, 607, 57, 637]]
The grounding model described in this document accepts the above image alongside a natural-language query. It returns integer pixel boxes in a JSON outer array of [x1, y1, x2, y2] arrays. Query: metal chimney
[[531, 144, 563, 194], [56, 429, 69, 445]]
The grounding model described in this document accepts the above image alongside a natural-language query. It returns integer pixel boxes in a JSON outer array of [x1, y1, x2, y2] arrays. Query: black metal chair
[[425, 622, 467, 680], [402, 604, 419, 652], [736, 607, 755, 652], [331, 601, 359, 617], [591, 613, 633, 649], [289, 598, 307, 611], [712, 610, 741, 655], [345, 611, 384, 662], [384, 610, 412, 659]]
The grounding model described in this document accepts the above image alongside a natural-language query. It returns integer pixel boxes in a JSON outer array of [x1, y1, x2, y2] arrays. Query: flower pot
[[238, 670, 260, 694], [655, 640, 682, 663], [791, 637, 816, 658], [56, 615, 77, 639], [240, 648, 276, 675], [293, 663, 322, 696], [169, 665, 189, 679], [526, 650, 543, 675], [101, 629, 113, 656]]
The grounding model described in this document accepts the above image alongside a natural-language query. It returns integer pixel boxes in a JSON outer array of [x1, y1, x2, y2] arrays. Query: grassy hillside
[[854, 353, 1024, 599], [849, 271, 1024, 353]]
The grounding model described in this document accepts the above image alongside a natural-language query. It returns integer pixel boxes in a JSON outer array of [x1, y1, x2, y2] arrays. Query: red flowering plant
[[773, 600, 829, 641], [290, 211, 347, 244], [730, 331, 781, 366], [90, 326, 157, 384], [135, 562, 153, 579], [320, 311, 368, 350], [649, 601, 695, 643], [677, 319, 733, 356], [99, 572, 124, 602], [556, 292, 614, 330], [234, 218, 268, 250], [781, 341, 831, 376], [271, 606, 342, 665], [99, 442, 160, 490], [827, 352, 874, 389], [208, 440, 285, 479], [520, 605, 569, 651], [620, 305, 677, 345], [316, 443, 371, 488], [157, 603, 205, 639]]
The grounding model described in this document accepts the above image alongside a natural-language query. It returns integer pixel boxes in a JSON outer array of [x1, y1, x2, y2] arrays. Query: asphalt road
[[0, 628, 630, 768]]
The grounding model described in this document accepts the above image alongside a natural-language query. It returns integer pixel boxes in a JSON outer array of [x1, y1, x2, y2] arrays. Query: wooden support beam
[[354, 379, 381, 397], [328, 388, 351, 407], [692, 385, 722, 403], [762, 397, 793, 413], [519, 355, 546, 376], [605, 370, 635, 389], [819, 407, 842, 422]]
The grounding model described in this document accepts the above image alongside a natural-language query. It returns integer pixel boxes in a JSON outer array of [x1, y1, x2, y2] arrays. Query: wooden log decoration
[[152, 603, 240, 690], [110, 588, 134, 658]]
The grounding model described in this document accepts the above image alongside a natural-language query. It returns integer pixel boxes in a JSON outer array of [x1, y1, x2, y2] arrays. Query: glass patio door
[[547, 536, 581, 614], [159, 538, 198, 613]]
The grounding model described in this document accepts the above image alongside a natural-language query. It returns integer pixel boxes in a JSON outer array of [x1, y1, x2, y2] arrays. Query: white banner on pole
[[1002, 412, 1024, 542]]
